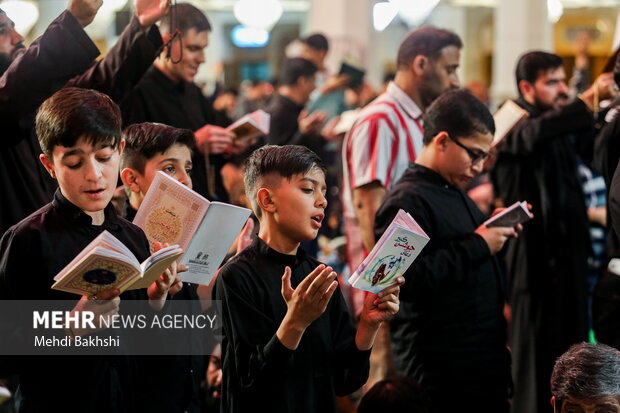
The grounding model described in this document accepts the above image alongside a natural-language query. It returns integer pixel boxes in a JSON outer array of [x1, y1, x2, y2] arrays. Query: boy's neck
[[84, 210, 105, 226], [258, 225, 300, 256], [129, 193, 143, 213]]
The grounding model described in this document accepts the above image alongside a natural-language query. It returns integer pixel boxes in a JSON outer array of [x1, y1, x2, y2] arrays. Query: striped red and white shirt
[[342, 82, 424, 295]]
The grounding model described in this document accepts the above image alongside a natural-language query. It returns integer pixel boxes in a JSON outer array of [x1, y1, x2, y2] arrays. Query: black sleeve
[[328, 288, 371, 396], [65, 16, 162, 103], [593, 110, 620, 185], [0, 11, 99, 145], [215, 264, 294, 396], [500, 99, 594, 156], [375, 194, 490, 300]]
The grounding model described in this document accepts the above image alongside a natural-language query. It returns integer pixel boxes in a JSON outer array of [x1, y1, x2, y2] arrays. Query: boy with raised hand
[[215, 145, 402, 413], [0, 88, 179, 412]]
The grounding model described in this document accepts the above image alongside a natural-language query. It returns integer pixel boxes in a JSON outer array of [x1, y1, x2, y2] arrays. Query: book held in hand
[[133, 171, 252, 286], [483, 200, 533, 228], [348, 209, 430, 294], [226, 109, 270, 142], [52, 231, 183, 296], [492, 100, 529, 146]]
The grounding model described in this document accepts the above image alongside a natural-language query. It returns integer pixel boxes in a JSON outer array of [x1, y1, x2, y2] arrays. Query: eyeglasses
[[448, 135, 490, 165]]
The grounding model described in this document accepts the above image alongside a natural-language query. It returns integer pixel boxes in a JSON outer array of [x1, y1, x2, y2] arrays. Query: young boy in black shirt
[[215, 145, 403, 412], [0, 88, 179, 412]]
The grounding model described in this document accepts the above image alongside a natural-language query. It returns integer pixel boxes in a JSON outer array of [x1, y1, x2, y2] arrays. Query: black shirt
[[120, 66, 229, 202], [0, 12, 162, 235], [263, 94, 324, 157], [215, 237, 370, 413], [0, 190, 150, 412], [374, 164, 510, 401]]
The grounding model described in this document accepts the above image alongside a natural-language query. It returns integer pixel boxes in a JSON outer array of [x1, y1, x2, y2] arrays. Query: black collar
[[254, 236, 306, 267], [408, 163, 453, 188], [51, 189, 121, 230]]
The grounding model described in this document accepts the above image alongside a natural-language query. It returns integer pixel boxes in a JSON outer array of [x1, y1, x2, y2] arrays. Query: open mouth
[[310, 214, 324, 228], [84, 189, 105, 197]]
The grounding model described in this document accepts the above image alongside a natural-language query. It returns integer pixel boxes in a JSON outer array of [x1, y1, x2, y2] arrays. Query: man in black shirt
[[0, 88, 179, 412], [0, 0, 169, 234], [215, 145, 402, 412], [375, 90, 518, 412], [121, 3, 237, 202]]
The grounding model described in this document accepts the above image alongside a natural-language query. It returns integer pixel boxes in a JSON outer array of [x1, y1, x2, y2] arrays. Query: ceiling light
[[373, 2, 399, 31], [233, 0, 283, 31], [0, 0, 38, 35]]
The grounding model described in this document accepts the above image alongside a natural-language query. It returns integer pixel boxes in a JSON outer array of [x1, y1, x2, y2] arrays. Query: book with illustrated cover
[[348, 209, 430, 294], [52, 231, 183, 296], [133, 171, 252, 286], [492, 100, 529, 146], [226, 109, 270, 142], [483, 200, 533, 228]]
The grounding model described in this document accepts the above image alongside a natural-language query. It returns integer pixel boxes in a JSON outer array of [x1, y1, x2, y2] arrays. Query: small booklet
[[483, 200, 533, 228], [52, 231, 183, 296], [226, 109, 270, 142], [339, 61, 365, 87], [133, 171, 252, 286], [348, 209, 430, 293], [492, 100, 529, 146], [333, 109, 360, 135]]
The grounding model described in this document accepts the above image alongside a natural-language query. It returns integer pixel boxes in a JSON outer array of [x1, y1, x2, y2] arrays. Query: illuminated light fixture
[[0, 0, 38, 35], [547, 0, 563, 23], [373, 2, 399, 31], [99, 0, 128, 14], [232, 25, 270, 47], [233, 0, 282, 31], [389, 0, 439, 27]]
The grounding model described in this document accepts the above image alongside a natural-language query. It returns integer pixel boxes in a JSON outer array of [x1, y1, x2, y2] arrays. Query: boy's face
[[436, 131, 492, 190], [266, 167, 327, 243], [39, 138, 124, 213], [134, 143, 193, 195]]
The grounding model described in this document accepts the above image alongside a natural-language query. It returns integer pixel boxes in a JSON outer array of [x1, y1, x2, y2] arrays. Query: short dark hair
[[36, 87, 122, 157], [301, 33, 329, 52], [358, 377, 430, 413], [120, 122, 195, 173], [515, 51, 563, 92], [278, 58, 318, 86], [159, 3, 211, 36], [244, 145, 326, 218], [551, 343, 620, 408], [423, 89, 494, 145], [396, 26, 462, 70]]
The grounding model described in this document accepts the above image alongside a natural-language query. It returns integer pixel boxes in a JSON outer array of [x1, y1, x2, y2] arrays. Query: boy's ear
[[120, 168, 142, 194], [434, 131, 449, 151], [39, 153, 56, 179], [256, 187, 276, 214], [118, 139, 126, 155]]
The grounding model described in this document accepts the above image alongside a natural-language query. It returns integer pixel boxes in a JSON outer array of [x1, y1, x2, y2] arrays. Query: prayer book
[[339, 61, 365, 87], [226, 109, 270, 142], [133, 171, 252, 286], [52, 231, 183, 296], [348, 209, 430, 293], [492, 100, 529, 146], [483, 200, 533, 228]]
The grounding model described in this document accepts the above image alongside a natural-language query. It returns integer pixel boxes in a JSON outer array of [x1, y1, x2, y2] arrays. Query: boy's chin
[[74, 194, 114, 213]]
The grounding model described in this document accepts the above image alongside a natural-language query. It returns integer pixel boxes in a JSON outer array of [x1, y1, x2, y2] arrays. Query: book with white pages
[[226, 109, 270, 142], [483, 200, 533, 228], [52, 230, 183, 296], [492, 100, 529, 146], [133, 171, 252, 286], [348, 209, 430, 294]]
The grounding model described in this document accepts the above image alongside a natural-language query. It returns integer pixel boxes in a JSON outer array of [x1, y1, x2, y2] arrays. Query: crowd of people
[[1, 0, 620, 412]]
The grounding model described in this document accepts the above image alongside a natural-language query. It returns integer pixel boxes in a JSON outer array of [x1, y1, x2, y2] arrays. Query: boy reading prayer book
[[215, 145, 403, 413]]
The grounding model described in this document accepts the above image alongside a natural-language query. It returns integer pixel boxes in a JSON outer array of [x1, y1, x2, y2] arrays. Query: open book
[[226, 109, 270, 142], [348, 209, 430, 293], [492, 100, 529, 146], [483, 200, 533, 228], [133, 171, 252, 286], [52, 231, 183, 296]]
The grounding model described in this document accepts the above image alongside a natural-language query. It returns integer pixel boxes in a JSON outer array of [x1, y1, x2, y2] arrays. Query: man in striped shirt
[[341, 26, 462, 386]]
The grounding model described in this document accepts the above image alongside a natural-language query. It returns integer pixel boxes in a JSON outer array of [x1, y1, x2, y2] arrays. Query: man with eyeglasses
[[374, 90, 519, 413], [490, 51, 618, 413]]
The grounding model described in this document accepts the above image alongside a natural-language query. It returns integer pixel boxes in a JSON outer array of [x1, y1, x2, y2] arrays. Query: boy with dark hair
[[215, 145, 402, 412], [375, 90, 518, 413], [0, 87, 179, 412], [120, 122, 195, 220]]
